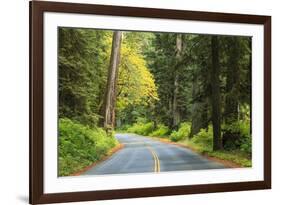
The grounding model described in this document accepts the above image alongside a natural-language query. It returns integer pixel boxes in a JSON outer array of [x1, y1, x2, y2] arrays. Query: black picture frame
[[30, 1, 271, 204]]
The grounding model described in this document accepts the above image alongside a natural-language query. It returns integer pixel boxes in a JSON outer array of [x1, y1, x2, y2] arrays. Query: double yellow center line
[[147, 146, 160, 173]]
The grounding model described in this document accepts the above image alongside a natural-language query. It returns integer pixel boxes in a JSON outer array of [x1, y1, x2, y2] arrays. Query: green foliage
[[208, 151, 252, 167], [223, 120, 250, 137], [239, 104, 251, 122], [127, 121, 154, 136], [59, 28, 112, 126], [117, 39, 159, 109], [59, 118, 117, 176], [169, 122, 191, 142], [240, 137, 251, 154], [181, 124, 251, 167], [189, 125, 213, 152], [222, 120, 251, 154], [116, 32, 159, 127], [116, 124, 131, 132], [149, 124, 170, 137], [125, 117, 170, 137]]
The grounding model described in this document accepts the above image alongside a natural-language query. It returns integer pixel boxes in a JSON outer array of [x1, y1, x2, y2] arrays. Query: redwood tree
[[102, 31, 122, 130], [211, 36, 222, 150], [172, 34, 183, 128]]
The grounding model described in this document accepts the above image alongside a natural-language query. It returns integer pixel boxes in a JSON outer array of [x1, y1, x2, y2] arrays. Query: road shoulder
[[71, 143, 124, 176], [145, 136, 242, 168]]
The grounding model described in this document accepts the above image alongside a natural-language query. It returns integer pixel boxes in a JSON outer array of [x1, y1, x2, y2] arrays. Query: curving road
[[83, 133, 225, 175]]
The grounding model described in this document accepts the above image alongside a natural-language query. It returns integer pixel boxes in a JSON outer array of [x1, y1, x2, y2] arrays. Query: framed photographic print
[[30, 0, 271, 204]]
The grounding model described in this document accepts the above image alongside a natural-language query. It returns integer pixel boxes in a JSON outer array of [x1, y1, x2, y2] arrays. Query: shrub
[[116, 124, 130, 132], [184, 124, 251, 167], [149, 124, 170, 137], [222, 120, 250, 138], [127, 122, 154, 136], [169, 122, 191, 142], [135, 117, 148, 124], [222, 120, 251, 154], [190, 125, 213, 152], [59, 118, 117, 176]]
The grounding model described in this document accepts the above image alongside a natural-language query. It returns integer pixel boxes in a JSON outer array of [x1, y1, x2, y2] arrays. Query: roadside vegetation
[[121, 118, 251, 167], [59, 118, 118, 176]]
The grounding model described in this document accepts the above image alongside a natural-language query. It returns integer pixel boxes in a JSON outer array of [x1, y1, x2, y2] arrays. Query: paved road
[[83, 133, 225, 175]]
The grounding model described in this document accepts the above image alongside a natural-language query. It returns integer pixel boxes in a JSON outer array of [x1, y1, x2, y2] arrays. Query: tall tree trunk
[[190, 73, 208, 137], [172, 34, 182, 128], [102, 31, 122, 130], [211, 36, 222, 150], [225, 37, 240, 124], [190, 57, 210, 138]]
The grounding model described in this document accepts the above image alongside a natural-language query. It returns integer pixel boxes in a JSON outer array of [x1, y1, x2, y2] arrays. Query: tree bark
[[172, 34, 182, 128], [225, 37, 240, 124], [102, 31, 122, 130], [211, 36, 222, 150], [190, 76, 209, 137]]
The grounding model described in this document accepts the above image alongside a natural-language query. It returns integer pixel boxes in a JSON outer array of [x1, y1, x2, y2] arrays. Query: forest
[[58, 27, 252, 176]]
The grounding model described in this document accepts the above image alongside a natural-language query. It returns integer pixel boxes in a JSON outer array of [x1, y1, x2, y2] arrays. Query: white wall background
[[0, 0, 279, 204]]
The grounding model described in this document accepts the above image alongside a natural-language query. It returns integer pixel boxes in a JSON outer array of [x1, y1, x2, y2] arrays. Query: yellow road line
[[147, 146, 160, 173]]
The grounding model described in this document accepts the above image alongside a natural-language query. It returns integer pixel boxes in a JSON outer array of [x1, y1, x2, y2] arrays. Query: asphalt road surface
[[83, 133, 225, 175]]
